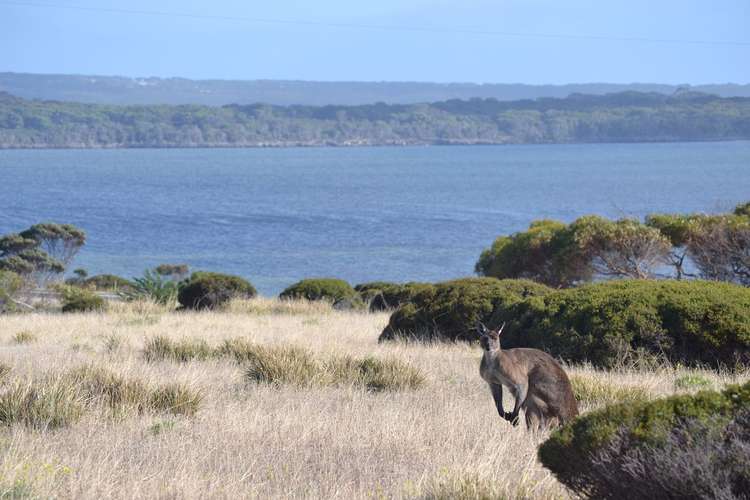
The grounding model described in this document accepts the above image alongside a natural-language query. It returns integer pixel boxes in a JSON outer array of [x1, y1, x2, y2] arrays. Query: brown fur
[[478, 323, 578, 430]]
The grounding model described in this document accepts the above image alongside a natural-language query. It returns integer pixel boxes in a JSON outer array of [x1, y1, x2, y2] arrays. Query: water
[[1, 142, 748, 295]]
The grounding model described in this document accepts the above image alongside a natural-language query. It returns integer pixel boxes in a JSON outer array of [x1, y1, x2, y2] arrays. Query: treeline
[[1, 90, 750, 148]]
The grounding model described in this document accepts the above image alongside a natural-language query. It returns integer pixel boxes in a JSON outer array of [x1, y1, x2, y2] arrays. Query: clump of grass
[[0, 363, 11, 381], [0, 479, 35, 499], [0, 378, 85, 429], [414, 472, 506, 500], [148, 419, 176, 436], [143, 335, 213, 363], [245, 345, 321, 387], [674, 373, 713, 391], [570, 374, 651, 408], [148, 383, 203, 416], [102, 333, 127, 355], [11, 331, 36, 344], [62, 365, 202, 417], [226, 297, 334, 315], [61, 365, 151, 414], [244, 345, 425, 391], [326, 355, 426, 391]]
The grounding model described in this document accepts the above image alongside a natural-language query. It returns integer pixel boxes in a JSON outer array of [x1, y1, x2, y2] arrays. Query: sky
[[1, 0, 749, 84]]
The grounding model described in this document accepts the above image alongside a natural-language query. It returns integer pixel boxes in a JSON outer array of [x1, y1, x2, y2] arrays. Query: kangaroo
[[478, 322, 578, 430]]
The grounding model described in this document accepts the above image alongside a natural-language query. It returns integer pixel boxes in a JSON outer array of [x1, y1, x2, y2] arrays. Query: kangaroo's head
[[477, 321, 504, 352]]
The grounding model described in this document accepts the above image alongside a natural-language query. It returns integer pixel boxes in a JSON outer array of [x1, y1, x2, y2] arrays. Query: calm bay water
[[1, 142, 749, 295]]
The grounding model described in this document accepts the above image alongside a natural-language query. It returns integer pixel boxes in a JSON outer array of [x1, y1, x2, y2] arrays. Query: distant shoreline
[[2, 137, 749, 151], [2, 90, 750, 149]]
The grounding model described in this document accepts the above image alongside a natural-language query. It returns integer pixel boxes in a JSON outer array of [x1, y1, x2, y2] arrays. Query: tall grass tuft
[[62, 365, 202, 417], [244, 345, 321, 387], [326, 355, 426, 391], [0, 378, 85, 429], [149, 383, 203, 416], [570, 373, 651, 408], [143, 335, 213, 363], [0, 363, 11, 381], [61, 365, 150, 414], [11, 331, 36, 344], [244, 345, 426, 391]]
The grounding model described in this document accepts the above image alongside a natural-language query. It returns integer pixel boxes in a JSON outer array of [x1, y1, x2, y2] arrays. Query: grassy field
[[0, 298, 747, 499]]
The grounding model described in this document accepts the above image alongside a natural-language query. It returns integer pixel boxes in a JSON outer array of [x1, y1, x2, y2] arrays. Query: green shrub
[[539, 381, 750, 499], [510, 279, 750, 368], [355, 281, 432, 311], [279, 278, 357, 305], [82, 274, 133, 291], [177, 271, 256, 310], [0, 270, 23, 313], [59, 285, 105, 313], [379, 278, 552, 342], [119, 270, 178, 305]]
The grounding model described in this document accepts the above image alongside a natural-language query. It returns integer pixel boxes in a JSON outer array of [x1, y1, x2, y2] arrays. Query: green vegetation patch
[[177, 271, 256, 310], [279, 278, 359, 306], [57, 285, 106, 313], [244, 346, 426, 391], [355, 281, 432, 312], [511, 279, 750, 368], [569, 374, 651, 408], [538, 381, 750, 499], [379, 278, 552, 342]]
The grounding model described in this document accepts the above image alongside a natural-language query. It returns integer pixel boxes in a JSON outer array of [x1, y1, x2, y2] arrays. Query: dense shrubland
[[539, 381, 750, 499], [381, 277, 750, 368], [279, 278, 358, 305], [477, 202, 750, 286], [177, 271, 256, 309], [2, 90, 750, 148]]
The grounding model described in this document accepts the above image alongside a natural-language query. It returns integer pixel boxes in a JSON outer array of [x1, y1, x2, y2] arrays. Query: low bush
[[279, 278, 358, 305], [510, 279, 750, 368], [355, 281, 431, 311], [119, 270, 178, 305], [0, 270, 24, 313], [177, 271, 256, 310], [82, 274, 133, 291], [59, 285, 106, 313], [379, 278, 552, 342], [539, 381, 750, 499]]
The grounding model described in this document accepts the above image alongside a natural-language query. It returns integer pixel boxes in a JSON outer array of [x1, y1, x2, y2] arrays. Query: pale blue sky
[[2, 0, 748, 83]]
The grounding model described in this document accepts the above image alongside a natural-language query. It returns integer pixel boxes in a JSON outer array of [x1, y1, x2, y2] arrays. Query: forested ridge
[[1, 90, 749, 148]]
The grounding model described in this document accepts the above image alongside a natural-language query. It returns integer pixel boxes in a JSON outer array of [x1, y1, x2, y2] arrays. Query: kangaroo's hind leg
[[524, 398, 543, 432]]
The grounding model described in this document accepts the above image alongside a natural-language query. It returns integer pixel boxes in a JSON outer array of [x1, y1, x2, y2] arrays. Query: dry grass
[[0, 298, 747, 498]]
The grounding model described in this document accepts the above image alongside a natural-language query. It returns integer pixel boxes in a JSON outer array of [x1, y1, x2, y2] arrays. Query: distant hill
[[2, 72, 750, 106], [1, 90, 749, 149]]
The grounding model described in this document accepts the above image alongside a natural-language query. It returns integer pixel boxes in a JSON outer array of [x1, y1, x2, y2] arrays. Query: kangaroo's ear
[[476, 320, 488, 336], [496, 322, 506, 337]]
